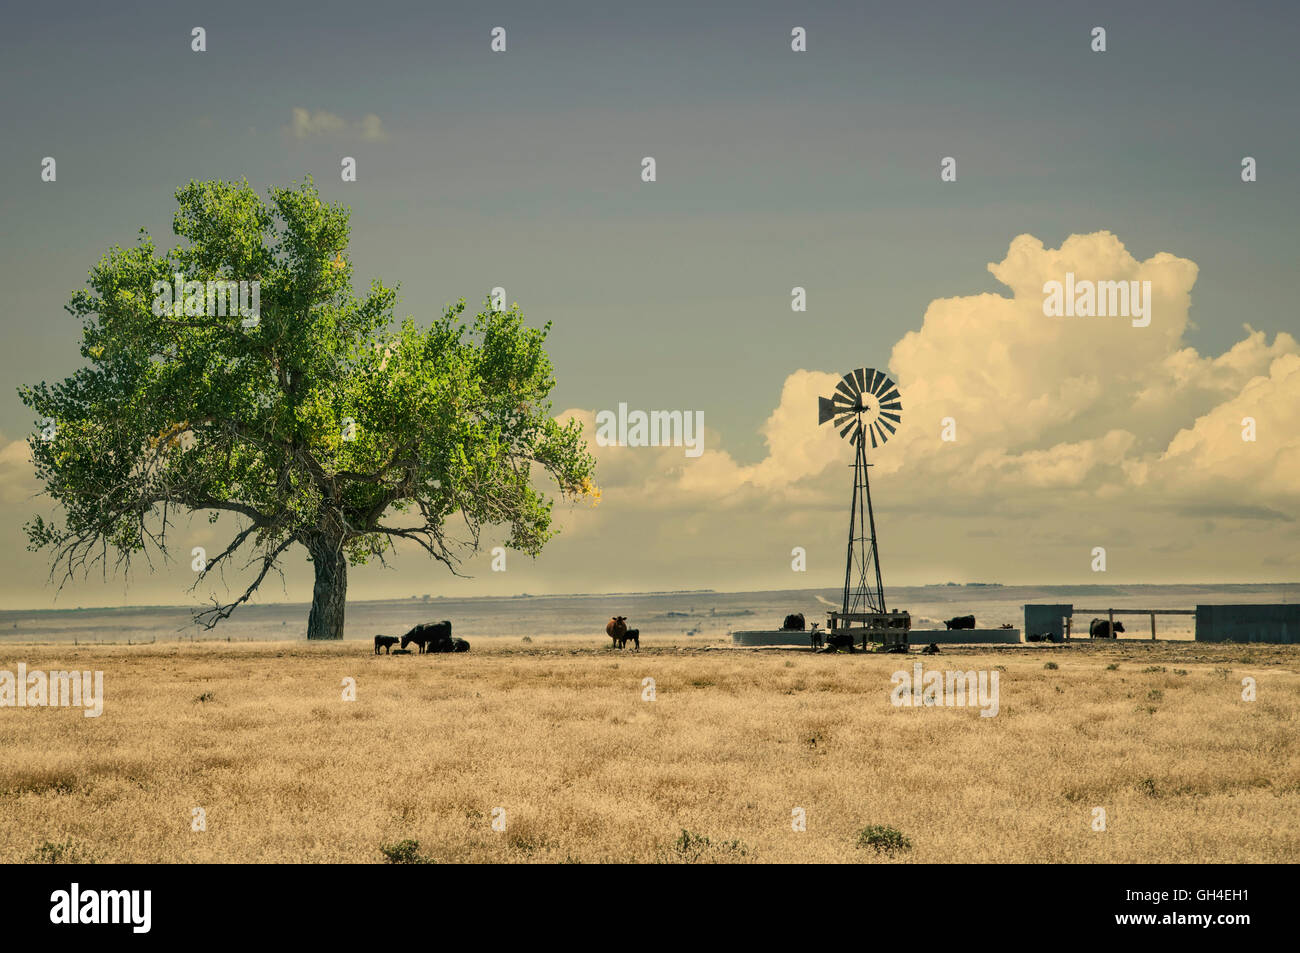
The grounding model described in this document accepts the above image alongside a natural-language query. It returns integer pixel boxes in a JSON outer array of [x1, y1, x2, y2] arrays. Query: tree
[[19, 177, 596, 638]]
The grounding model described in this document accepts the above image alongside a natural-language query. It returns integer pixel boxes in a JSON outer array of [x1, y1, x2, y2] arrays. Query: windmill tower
[[818, 367, 909, 650]]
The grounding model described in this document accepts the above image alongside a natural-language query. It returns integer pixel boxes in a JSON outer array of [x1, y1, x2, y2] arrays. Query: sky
[[0, 0, 1297, 610]]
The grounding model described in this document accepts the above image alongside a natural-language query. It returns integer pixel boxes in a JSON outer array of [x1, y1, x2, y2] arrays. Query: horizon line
[[1, 580, 1295, 616]]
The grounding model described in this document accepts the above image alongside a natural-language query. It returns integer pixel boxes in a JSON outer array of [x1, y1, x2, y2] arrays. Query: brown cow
[[606, 616, 628, 648]]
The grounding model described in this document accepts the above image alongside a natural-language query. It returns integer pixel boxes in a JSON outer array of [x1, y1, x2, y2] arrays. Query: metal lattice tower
[[818, 368, 902, 620]]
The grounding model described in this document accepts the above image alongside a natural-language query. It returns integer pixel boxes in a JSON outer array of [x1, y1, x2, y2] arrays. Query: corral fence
[[1023, 604, 1194, 642]]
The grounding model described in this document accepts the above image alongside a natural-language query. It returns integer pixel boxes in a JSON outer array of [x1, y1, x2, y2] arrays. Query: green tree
[[19, 177, 596, 639]]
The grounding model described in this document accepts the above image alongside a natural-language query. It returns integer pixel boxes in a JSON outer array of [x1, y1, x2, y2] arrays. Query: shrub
[[856, 825, 912, 856], [30, 839, 94, 864], [663, 829, 749, 863], [379, 839, 432, 864]]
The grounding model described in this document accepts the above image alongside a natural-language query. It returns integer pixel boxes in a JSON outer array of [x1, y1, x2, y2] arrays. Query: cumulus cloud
[[286, 108, 388, 141], [0, 438, 38, 505], [554, 231, 1298, 582]]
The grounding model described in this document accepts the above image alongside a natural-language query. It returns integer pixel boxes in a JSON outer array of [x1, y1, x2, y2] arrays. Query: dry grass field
[[1, 638, 1297, 863]]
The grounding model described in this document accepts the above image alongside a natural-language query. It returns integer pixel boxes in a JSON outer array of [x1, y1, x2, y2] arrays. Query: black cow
[[781, 613, 806, 631], [623, 628, 640, 651], [401, 620, 453, 654], [1090, 618, 1125, 639], [374, 635, 399, 655], [429, 636, 470, 653], [944, 615, 976, 630], [823, 633, 855, 652]]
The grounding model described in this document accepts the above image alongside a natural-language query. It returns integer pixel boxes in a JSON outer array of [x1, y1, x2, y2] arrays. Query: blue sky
[[1, 1, 1297, 607]]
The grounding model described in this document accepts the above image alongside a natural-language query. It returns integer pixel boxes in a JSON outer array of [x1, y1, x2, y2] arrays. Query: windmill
[[818, 367, 909, 650]]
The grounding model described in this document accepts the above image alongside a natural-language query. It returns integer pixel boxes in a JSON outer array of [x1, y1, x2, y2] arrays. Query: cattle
[[809, 624, 824, 649], [823, 633, 855, 652], [449, 637, 470, 653], [401, 620, 452, 654], [1090, 618, 1125, 639], [944, 615, 976, 630], [374, 635, 399, 655], [921, 642, 941, 655], [782, 613, 806, 631], [623, 628, 640, 651], [606, 616, 628, 648]]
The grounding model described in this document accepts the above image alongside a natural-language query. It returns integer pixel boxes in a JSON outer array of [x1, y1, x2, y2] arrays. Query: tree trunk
[[306, 539, 348, 640]]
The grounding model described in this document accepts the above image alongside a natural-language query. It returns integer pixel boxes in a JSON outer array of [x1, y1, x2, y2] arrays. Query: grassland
[[1, 638, 1297, 863]]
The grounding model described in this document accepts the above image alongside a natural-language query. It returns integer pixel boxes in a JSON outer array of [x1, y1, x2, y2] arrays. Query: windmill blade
[[824, 368, 903, 445]]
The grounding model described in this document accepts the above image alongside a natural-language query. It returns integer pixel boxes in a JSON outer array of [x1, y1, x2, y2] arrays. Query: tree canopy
[[19, 177, 596, 638]]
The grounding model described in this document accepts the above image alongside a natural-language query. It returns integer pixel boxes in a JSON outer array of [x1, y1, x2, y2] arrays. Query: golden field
[[1, 638, 1297, 863]]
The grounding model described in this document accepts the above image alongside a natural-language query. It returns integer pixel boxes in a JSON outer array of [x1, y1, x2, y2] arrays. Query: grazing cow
[[623, 628, 640, 651], [401, 620, 453, 654], [824, 633, 855, 652], [374, 635, 399, 655], [606, 616, 628, 648], [809, 623, 824, 650], [450, 637, 470, 653], [921, 642, 941, 655], [1089, 618, 1125, 639], [944, 615, 976, 630], [782, 613, 806, 631]]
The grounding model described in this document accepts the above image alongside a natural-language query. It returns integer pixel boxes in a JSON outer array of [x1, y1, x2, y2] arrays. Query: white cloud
[[554, 231, 1299, 582], [286, 108, 388, 142], [0, 438, 38, 505]]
